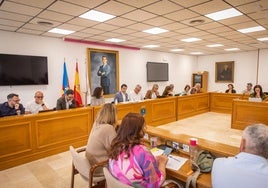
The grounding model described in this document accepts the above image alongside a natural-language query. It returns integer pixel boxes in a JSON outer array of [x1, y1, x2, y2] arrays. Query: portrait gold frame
[[215, 61, 234, 83], [87, 48, 119, 97]]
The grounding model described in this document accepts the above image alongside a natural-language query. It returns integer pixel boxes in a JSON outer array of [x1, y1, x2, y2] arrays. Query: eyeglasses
[[35, 96, 44, 99]]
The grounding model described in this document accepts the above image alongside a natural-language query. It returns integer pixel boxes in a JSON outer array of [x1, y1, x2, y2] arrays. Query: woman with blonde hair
[[145, 84, 160, 99], [85, 103, 117, 176]]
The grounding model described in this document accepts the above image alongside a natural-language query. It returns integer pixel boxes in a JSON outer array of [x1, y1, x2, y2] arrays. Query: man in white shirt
[[26, 91, 49, 114], [242, 83, 253, 95], [129, 84, 143, 102], [212, 124, 268, 188]]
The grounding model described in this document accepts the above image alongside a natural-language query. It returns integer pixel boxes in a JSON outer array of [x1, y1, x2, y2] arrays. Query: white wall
[[0, 31, 197, 107], [197, 50, 268, 93]]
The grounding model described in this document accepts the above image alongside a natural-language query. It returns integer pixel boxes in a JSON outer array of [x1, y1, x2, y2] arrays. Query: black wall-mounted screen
[[147, 62, 169, 82], [0, 54, 48, 86]]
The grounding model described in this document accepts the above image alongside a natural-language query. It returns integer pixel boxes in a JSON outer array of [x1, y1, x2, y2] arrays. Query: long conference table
[[1, 92, 267, 187]]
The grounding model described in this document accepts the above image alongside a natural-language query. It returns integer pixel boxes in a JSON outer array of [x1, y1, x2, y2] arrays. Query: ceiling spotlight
[[37, 21, 53, 27]]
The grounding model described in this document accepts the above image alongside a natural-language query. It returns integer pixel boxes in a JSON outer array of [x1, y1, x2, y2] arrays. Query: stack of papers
[[150, 148, 188, 171]]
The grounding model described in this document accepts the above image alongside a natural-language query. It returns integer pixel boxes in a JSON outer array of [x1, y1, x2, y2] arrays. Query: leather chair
[[70, 146, 108, 188], [103, 167, 134, 188]]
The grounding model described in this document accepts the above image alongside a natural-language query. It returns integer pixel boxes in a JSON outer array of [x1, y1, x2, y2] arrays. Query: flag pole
[[84, 58, 89, 107]]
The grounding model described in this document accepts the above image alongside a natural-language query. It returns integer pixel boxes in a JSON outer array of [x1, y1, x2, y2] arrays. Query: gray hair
[[243, 124, 268, 158]]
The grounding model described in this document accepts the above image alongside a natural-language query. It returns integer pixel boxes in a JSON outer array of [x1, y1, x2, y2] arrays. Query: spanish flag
[[74, 62, 83, 107], [62, 61, 70, 95]]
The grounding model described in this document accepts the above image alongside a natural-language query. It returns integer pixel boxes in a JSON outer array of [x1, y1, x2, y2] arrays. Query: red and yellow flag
[[74, 62, 83, 107]]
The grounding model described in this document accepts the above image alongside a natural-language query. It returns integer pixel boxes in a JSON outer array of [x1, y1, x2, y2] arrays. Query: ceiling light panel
[[143, 27, 169, 34], [257, 37, 268, 41], [205, 8, 242, 21], [106, 38, 125, 42], [224, 48, 240, 51], [143, 45, 159, 48], [237, 26, 266, 33], [48, 28, 75, 35], [79, 10, 116, 22], [181, 37, 201, 42], [206, 44, 223, 47]]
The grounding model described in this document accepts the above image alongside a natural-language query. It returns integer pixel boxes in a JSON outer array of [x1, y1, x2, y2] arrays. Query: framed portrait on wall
[[215, 61, 234, 83], [87, 48, 119, 97]]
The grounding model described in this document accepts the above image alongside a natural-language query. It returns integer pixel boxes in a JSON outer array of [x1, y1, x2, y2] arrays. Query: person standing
[[212, 124, 268, 188], [56, 89, 76, 110], [97, 56, 111, 95], [0, 93, 25, 117], [25, 91, 49, 114]]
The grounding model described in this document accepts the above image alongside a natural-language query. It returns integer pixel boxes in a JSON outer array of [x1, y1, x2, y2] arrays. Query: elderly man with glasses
[[0, 93, 25, 117], [25, 91, 49, 114]]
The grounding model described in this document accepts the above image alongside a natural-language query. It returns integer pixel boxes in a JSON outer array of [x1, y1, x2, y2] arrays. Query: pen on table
[[168, 155, 181, 162]]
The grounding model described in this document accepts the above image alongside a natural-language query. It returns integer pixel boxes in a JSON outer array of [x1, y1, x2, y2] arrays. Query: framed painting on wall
[[87, 48, 119, 97], [215, 61, 234, 83]]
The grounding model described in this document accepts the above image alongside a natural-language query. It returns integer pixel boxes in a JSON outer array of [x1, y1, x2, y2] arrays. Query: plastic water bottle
[[114, 98, 118, 105], [189, 138, 198, 167]]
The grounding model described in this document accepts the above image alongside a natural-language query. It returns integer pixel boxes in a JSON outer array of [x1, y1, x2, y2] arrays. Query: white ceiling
[[0, 0, 268, 55]]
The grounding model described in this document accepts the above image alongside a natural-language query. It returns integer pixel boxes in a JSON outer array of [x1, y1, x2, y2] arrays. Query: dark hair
[[92, 87, 103, 99], [109, 113, 145, 160], [184, 84, 190, 91], [65, 89, 74, 95], [7, 93, 18, 99], [228, 84, 234, 89], [253, 84, 264, 98], [162, 85, 171, 96], [247, 83, 252, 87], [190, 87, 197, 94], [121, 84, 127, 88]]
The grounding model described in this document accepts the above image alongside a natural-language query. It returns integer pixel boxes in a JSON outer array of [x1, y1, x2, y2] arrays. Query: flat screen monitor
[[0, 53, 48, 86], [147, 62, 169, 82]]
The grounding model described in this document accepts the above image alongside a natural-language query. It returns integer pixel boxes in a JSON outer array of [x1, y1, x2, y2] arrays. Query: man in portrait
[[97, 56, 111, 94], [218, 64, 232, 81]]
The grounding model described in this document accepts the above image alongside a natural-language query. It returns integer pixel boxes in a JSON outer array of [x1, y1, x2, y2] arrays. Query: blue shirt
[[212, 152, 268, 188], [0, 102, 25, 117]]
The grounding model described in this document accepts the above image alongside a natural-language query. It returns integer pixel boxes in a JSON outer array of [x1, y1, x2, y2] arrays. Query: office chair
[[69, 146, 107, 188], [103, 167, 134, 188]]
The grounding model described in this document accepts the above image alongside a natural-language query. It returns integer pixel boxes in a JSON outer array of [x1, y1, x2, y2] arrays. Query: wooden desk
[[145, 126, 239, 188], [209, 92, 248, 114], [231, 99, 268, 130], [177, 93, 209, 120], [0, 107, 93, 170]]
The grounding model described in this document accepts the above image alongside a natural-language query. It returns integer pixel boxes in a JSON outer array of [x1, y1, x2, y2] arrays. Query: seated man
[[129, 84, 143, 102], [242, 83, 253, 95], [212, 124, 268, 188], [0, 93, 25, 117], [25, 91, 49, 114], [114, 84, 129, 103], [56, 89, 76, 110]]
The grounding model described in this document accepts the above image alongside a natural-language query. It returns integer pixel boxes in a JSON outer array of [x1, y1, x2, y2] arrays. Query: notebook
[[248, 97, 262, 102]]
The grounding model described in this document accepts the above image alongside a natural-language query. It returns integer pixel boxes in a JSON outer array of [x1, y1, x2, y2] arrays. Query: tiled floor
[[0, 112, 242, 188]]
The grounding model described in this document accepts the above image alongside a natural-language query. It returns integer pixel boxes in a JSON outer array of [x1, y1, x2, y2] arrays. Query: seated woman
[[225, 84, 236, 93], [108, 113, 168, 187], [249, 84, 267, 101], [180, 84, 191, 96], [85, 103, 117, 176], [162, 85, 173, 97], [145, 84, 160, 99], [90, 87, 105, 106]]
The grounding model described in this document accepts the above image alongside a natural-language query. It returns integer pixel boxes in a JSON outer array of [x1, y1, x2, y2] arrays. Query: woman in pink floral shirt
[[109, 113, 168, 188]]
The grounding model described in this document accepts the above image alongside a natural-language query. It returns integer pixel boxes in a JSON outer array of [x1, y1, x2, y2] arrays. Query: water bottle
[[189, 138, 198, 168], [114, 98, 118, 105]]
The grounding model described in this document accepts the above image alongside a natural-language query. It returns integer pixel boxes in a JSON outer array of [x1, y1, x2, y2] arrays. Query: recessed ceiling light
[[143, 27, 169, 34], [206, 44, 223, 47], [79, 10, 115, 22], [190, 52, 203, 55], [181, 38, 201, 42], [37, 21, 53, 27], [48, 28, 75, 35], [205, 8, 242, 21], [105, 38, 125, 43], [237, 26, 265, 33], [170, 48, 184, 52], [257, 37, 268, 41], [143, 45, 159, 48], [224, 48, 240, 51]]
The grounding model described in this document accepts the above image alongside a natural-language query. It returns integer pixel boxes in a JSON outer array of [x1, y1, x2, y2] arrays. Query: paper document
[[166, 155, 188, 171]]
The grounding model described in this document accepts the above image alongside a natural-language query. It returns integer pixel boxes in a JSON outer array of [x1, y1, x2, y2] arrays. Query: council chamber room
[[0, 0, 268, 188]]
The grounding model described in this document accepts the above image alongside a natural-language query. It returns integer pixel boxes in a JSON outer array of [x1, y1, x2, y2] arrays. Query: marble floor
[[0, 112, 242, 188]]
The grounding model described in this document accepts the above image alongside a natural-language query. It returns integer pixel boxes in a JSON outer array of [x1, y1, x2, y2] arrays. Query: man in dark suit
[[114, 84, 129, 103], [97, 56, 111, 94], [56, 89, 76, 110]]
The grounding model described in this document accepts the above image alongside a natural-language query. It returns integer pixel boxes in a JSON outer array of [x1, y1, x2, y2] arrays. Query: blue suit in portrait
[[97, 63, 111, 94]]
